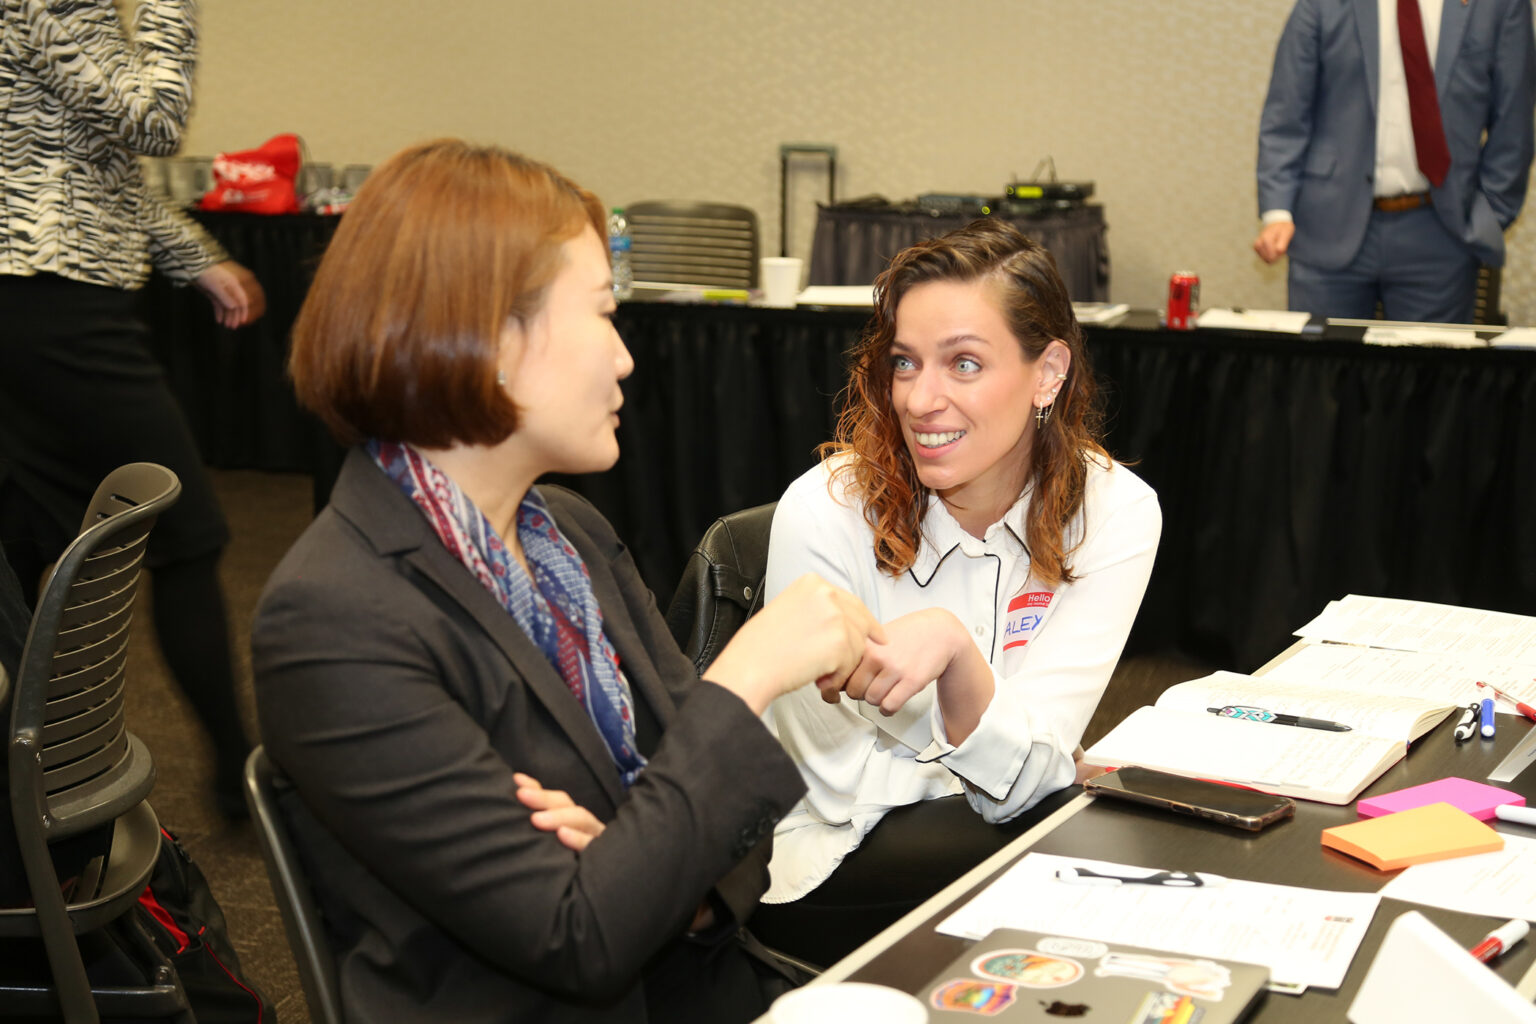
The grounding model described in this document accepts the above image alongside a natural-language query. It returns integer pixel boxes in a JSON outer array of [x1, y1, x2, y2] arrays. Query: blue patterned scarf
[[368, 441, 646, 787]]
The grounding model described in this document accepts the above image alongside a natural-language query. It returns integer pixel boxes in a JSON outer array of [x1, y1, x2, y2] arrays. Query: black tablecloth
[[808, 203, 1109, 301], [143, 214, 1536, 673], [142, 210, 339, 475], [565, 307, 1536, 671]]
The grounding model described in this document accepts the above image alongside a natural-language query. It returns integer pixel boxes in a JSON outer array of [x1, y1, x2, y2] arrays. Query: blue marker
[[1481, 697, 1497, 739]]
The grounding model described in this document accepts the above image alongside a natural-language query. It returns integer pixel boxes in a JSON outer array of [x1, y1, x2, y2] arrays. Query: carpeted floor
[[125, 470, 314, 1023], [122, 468, 1215, 1024]]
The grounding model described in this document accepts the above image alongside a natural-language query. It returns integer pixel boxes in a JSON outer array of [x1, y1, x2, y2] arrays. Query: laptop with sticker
[[922, 927, 1268, 1022]]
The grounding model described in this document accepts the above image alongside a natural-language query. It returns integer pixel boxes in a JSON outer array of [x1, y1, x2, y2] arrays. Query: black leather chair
[[244, 745, 343, 1024], [664, 502, 776, 674], [0, 462, 191, 1023]]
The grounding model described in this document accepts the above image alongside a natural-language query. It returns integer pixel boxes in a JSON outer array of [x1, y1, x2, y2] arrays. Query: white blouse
[[761, 452, 1161, 901]]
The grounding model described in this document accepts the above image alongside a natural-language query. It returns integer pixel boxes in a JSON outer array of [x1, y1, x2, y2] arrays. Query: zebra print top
[[0, 0, 226, 291]]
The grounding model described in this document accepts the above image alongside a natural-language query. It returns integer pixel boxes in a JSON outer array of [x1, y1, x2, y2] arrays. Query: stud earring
[[496, 369, 507, 386]]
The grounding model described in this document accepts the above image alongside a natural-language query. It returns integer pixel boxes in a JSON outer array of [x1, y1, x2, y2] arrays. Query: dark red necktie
[[1397, 0, 1451, 187]]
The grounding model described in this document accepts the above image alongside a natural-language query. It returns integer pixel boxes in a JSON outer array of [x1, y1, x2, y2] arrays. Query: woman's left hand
[[513, 772, 606, 852], [835, 608, 966, 715], [193, 259, 267, 328]]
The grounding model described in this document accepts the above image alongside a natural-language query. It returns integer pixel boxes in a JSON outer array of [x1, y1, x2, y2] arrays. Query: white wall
[[181, 0, 1536, 323]]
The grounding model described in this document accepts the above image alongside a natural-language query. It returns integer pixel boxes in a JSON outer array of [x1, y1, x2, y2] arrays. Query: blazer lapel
[[1354, 0, 1381, 112], [1435, 0, 1470, 97], [401, 543, 628, 808], [580, 542, 678, 732], [330, 451, 627, 810]]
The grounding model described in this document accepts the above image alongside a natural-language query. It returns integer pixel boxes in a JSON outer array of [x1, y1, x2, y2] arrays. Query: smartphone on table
[[1084, 766, 1296, 831]]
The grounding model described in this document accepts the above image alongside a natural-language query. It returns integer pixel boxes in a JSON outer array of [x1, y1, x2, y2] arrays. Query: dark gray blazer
[[252, 449, 805, 1023]]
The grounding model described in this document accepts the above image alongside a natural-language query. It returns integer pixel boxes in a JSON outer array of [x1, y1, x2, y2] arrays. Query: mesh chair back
[[2, 462, 183, 1024], [9, 463, 179, 840], [627, 201, 760, 289]]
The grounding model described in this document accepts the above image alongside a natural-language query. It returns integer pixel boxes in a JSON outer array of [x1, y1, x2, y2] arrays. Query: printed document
[[934, 852, 1379, 992], [1263, 642, 1536, 715], [1295, 596, 1536, 664], [1380, 833, 1536, 922]]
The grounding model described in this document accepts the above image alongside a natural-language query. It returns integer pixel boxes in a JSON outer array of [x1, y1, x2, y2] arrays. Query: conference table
[[779, 643, 1536, 1022], [142, 212, 1536, 674]]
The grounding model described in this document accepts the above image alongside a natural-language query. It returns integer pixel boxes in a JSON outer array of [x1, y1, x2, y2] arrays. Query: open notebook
[[1082, 670, 1457, 804]]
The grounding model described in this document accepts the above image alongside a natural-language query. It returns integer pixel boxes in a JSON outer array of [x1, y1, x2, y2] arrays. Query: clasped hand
[[820, 607, 962, 715], [705, 573, 885, 714]]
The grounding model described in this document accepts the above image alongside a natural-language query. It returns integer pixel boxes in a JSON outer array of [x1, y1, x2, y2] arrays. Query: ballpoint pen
[[1476, 681, 1536, 725], [1207, 705, 1351, 732]]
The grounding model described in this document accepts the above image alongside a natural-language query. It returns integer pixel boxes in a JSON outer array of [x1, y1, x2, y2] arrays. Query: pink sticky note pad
[[1357, 777, 1524, 820]]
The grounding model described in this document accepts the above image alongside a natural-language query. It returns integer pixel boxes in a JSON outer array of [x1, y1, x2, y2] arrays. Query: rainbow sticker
[[930, 978, 1018, 1015]]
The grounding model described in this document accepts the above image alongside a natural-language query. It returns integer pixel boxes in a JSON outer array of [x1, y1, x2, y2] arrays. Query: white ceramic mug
[[770, 981, 928, 1023]]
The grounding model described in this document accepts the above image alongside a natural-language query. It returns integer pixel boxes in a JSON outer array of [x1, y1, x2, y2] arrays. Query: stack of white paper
[[935, 852, 1379, 992]]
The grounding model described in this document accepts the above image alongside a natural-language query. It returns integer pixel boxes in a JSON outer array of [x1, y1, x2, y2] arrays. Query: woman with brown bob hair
[[251, 139, 880, 1023], [752, 219, 1162, 966]]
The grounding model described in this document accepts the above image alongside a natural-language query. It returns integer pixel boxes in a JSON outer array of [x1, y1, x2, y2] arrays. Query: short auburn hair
[[290, 139, 605, 447]]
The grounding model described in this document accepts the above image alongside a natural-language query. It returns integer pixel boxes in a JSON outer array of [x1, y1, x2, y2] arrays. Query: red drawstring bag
[[198, 133, 302, 214]]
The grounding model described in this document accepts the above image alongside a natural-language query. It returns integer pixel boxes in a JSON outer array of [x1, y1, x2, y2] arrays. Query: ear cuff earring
[[1036, 376, 1066, 428]]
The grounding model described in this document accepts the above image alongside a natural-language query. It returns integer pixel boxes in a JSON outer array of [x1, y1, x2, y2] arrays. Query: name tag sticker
[[1003, 591, 1054, 651]]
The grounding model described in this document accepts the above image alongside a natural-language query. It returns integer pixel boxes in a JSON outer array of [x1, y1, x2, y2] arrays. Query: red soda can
[[1166, 271, 1200, 330]]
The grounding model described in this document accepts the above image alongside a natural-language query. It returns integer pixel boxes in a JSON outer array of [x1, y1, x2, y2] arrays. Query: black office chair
[[665, 503, 777, 674], [1371, 264, 1505, 324], [0, 462, 191, 1023], [627, 201, 760, 289], [663, 502, 829, 978], [244, 745, 343, 1024]]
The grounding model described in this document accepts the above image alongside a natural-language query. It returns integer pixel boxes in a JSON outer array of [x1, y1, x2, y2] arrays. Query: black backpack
[[134, 829, 274, 1023]]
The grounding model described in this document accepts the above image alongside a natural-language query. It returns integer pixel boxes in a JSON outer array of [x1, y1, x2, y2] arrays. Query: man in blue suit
[[1254, 0, 1536, 322]]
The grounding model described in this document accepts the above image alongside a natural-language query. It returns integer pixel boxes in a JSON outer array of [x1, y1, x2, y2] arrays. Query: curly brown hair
[[822, 218, 1108, 587]]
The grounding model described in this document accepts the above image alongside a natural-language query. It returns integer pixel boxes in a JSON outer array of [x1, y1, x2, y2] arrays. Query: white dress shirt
[[1374, 0, 1442, 197], [760, 453, 1161, 901], [1262, 0, 1443, 225]]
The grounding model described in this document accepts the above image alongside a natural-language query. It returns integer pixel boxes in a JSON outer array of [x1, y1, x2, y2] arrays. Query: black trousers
[[749, 787, 1080, 968], [0, 273, 228, 577], [0, 273, 249, 802]]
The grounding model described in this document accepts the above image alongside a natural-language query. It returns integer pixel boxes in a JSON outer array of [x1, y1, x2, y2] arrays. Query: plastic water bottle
[[608, 207, 633, 300]]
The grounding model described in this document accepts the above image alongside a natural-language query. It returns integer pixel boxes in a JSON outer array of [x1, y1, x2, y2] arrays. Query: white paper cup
[[760, 256, 804, 308], [770, 981, 928, 1023]]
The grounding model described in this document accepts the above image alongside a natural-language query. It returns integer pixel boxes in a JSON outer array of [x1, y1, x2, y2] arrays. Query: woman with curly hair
[[751, 219, 1162, 966]]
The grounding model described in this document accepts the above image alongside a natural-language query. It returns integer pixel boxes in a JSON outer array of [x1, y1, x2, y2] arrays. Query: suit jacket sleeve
[[1257, 0, 1323, 216], [13, 0, 198, 156], [253, 504, 805, 1002], [1477, 0, 1536, 229], [548, 489, 780, 941]]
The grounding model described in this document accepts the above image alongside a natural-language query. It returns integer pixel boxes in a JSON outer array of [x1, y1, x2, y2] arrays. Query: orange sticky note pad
[[1321, 802, 1504, 871]]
